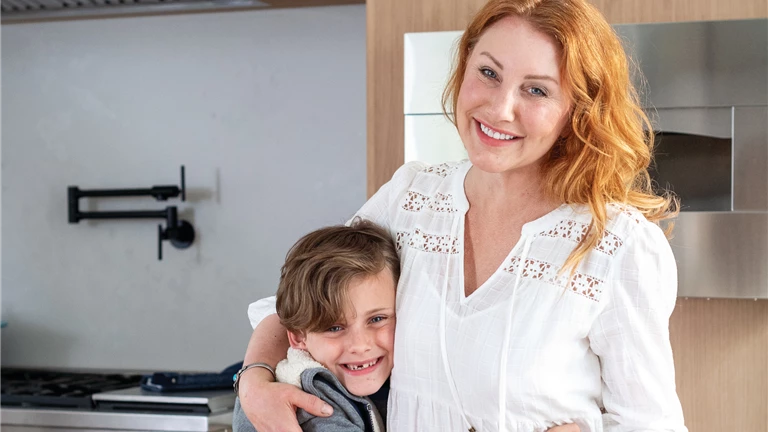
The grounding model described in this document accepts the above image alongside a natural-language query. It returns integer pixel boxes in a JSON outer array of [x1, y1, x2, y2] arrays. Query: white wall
[[1, 5, 367, 372]]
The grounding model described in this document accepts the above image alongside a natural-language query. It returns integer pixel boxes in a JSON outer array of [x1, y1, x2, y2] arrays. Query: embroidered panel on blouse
[[393, 163, 646, 306], [408, 228, 460, 255], [503, 256, 605, 302], [402, 190, 457, 214], [421, 162, 460, 178], [427, 192, 457, 213], [540, 219, 624, 257], [395, 231, 411, 252], [402, 191, 430, 212]]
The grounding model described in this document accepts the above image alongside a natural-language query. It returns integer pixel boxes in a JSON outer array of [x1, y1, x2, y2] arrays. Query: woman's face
[[456, 16, 572, 177]]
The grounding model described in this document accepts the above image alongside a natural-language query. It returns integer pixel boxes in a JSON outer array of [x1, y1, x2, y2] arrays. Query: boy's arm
[[238, 315, 334, 432]]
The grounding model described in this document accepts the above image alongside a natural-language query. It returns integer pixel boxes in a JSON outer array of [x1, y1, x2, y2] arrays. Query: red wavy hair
[[442, 0, 678, 272]]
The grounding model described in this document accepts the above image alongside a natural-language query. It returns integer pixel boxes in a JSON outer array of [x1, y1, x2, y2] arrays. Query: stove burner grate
[[1, 368, 142, 409]]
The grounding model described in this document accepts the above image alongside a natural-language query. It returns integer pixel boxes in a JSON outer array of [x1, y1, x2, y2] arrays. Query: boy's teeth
[[346, 358, 378, 371], [480, 123, 515, 140]]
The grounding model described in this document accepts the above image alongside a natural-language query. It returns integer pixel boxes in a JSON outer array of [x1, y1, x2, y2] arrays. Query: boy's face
[[289, 268, 396, 397]]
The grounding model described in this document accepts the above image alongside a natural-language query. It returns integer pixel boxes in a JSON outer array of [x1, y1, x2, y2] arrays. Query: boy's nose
[[347, 329, 372, 353]]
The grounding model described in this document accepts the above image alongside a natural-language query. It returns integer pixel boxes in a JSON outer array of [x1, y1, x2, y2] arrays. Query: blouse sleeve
[[246, 161, 426, 330], [588, 221, 688, 432]]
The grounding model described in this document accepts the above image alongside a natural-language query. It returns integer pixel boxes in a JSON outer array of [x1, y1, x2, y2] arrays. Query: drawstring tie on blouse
[[498, 235, 532, 432], [438, 211, 533, 432]]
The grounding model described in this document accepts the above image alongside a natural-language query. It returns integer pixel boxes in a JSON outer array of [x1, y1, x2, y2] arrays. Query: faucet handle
[[158, 224, 164, 261], [157, 218, 195, 261], [180, 165, 186, 202]]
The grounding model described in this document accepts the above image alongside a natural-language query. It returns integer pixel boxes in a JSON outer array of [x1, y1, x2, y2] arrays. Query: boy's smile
[[289, 268, 396, 397]]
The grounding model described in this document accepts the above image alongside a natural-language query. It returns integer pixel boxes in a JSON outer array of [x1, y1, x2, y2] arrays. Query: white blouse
[[248, 160, 687, 432]]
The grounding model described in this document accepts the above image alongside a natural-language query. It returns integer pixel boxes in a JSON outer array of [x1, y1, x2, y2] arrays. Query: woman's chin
[[465, 151, 517, 175], [464, 145, 545, 178]]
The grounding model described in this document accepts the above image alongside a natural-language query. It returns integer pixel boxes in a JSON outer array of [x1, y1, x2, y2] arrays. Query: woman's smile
[[475, 118, 522, 147]]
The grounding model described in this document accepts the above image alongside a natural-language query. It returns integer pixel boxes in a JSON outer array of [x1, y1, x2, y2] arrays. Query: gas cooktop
[[1, 368, 142, 409], [0, 368, 235, 432]]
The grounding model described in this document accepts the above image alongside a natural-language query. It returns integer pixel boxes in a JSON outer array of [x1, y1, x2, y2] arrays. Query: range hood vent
[[2, 0, 268, 23]]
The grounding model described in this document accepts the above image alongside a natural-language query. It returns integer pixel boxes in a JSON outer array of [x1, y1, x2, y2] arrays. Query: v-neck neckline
[[449, 161, 573, 303]]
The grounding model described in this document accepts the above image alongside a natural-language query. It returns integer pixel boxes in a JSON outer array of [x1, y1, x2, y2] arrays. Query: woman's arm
[[238, 314, 333, 432], [589, 222, 687, 431]]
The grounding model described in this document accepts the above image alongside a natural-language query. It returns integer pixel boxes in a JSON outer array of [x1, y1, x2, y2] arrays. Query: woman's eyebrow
[[524, 74, 559, 84], [480, 51, 504, 70]]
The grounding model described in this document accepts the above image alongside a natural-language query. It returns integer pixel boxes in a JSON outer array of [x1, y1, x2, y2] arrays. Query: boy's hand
[[239, 368, 333, 432], [546, 424, 580, 432]]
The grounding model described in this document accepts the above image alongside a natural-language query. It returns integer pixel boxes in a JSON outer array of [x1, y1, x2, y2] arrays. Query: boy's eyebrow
[[365, 307, 394, 315]]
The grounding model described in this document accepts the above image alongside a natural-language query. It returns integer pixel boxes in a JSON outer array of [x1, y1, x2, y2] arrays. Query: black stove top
[[0, 368, 142, 409]]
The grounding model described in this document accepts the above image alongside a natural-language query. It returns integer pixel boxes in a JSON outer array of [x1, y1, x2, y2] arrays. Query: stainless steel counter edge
[[0, 407, 233, 431], [0, 425, 230, 432]]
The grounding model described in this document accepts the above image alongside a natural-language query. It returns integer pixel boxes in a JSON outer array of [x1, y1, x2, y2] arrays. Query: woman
[[237, 0, 687, 431]]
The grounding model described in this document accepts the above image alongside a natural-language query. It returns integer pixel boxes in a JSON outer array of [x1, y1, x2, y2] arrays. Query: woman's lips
[[475, 119, 521, 147]]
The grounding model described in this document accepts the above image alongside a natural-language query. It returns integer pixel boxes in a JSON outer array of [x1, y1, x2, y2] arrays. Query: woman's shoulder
[[563, 203, 670, 250], [391, 160, 469, 185], [356, 160, 470, 227], [377, 160, 470, 203], [605, 203, 668, 239]]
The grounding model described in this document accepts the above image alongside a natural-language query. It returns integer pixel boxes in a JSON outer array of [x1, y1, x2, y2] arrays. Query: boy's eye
[[327, 325, 343, 333], [370, 316, 386, 324]]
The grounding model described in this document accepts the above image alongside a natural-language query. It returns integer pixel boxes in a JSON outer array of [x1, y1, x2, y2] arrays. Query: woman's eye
[[529, 86, 548, 97], [327, 325, 343, 333], [479, 67, 498, 80]]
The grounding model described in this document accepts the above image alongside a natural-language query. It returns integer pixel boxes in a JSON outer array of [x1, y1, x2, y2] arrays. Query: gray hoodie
[[232, 348, 388, 432]]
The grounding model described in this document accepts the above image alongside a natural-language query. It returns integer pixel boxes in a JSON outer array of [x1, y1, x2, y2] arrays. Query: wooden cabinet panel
[[366, 0, 487, 197], [593, 0, 767, 24], [670, 299, 768, 431]]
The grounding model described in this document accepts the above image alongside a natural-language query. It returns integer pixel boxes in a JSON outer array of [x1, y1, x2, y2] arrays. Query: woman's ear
[[287, 330, 308, 350]]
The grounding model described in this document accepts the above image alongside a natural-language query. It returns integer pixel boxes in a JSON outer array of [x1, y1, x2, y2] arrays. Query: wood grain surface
[[670, 298, 768, 431]]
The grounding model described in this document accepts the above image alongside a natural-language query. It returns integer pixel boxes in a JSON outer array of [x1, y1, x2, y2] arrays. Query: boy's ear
[[287, 330, 308, 350]]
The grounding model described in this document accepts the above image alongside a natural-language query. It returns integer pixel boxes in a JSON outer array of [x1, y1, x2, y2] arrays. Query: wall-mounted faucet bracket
[[67, 166, 194, 261]]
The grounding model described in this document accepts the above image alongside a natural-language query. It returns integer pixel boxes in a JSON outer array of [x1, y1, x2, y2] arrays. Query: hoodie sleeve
[[296, 374, 369, 432], [297, 412, 366, 432]]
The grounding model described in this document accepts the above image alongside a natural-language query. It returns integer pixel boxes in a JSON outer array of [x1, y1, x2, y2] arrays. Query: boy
[[234, 219, 399, 432]]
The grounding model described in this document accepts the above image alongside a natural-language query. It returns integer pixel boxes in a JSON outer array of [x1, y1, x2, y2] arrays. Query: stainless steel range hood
[[1, 0, 265, 23], [1, 0, 362, 23]]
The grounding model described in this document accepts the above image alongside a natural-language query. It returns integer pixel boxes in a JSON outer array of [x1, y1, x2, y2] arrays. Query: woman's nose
[[489, 88, 517, 122]]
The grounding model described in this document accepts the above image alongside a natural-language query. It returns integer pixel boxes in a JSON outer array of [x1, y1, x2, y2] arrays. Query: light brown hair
[[276, 219, 400, 334], [442, 0, 678, 273]]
